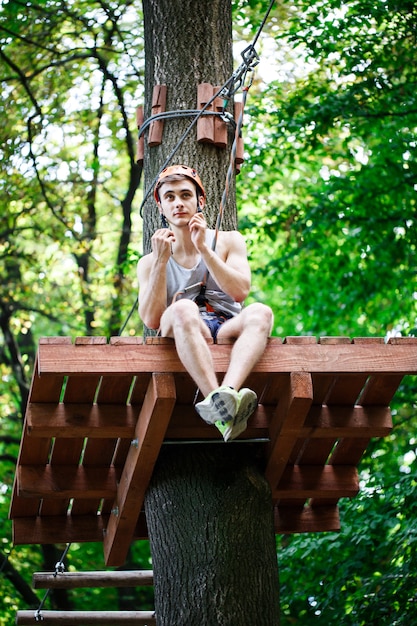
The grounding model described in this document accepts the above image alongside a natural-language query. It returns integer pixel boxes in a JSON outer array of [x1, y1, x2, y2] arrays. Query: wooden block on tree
[[197, 82, 214, 143], [148, 84, 166, 146]]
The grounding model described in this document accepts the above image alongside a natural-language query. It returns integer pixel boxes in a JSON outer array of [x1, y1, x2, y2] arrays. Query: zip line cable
[[34, 543, 72, 622], [118, 0, 276, 335]]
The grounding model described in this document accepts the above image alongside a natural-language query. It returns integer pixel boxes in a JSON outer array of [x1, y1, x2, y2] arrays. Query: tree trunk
[[142, 0, 237, 252], [141, 0, 280, 622], [145, 444, 280, 626]]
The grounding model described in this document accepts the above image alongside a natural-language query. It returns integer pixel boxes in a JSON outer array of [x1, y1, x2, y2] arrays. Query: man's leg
[[160, 299, 218, 397], [210, 303, 273, 440], [160, 300, 241, 431], [217, 303, 274, 390]]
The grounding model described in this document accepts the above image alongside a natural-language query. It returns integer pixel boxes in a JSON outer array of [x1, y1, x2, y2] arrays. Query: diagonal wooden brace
[[265, 371, 313, 492], [103, 372, 176, 566]]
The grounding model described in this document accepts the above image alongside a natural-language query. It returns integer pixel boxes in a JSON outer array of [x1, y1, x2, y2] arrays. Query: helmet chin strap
[[160, 213, 169, 228]]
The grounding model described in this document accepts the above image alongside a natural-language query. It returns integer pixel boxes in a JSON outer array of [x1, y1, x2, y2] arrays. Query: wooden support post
[[32, 570, 153, 589], [148, 84, 167, 146], [103, 373, 176, 566], [196, 82, 214, 143], [16, 611, 156, 625], [136, 106, 144, 164]]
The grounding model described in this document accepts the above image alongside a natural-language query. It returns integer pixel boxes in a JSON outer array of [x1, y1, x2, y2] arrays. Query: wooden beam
[[302, 405, 392, 437], [275, 504, 340, 534], [273, 465, 359, 500], [13, 512, 149, 545], [26, 403, 138, 438], [16, 611, 156, 625], [37, 339, 417, 376], [13, 515, 107, 545], [103, 373, 176, 567], [32, 570, 153, 589], [17, 466, 118, 500]]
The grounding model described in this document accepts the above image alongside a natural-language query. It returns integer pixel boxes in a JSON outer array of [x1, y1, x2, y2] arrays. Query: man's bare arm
[[137, 229, 174, 329], [198, 231, 251, 302]]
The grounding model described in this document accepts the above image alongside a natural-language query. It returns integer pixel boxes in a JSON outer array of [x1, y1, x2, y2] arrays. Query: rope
[[138, 110, 235, 139]]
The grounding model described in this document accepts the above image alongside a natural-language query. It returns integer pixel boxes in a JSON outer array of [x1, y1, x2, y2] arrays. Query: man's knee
[[170, 299, 200, 329], [244, 303, 274, 335]]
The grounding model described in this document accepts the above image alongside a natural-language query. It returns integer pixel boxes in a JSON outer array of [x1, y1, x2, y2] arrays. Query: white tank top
[[165, 229, 242, 317]]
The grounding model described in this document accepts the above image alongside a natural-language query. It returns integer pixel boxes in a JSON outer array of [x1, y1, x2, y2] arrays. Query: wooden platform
[[9, 335, 417, 566]]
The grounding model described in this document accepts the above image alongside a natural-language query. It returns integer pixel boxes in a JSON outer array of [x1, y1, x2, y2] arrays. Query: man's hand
[[189, 212, 208, 252], [151, 228, 175, 264]]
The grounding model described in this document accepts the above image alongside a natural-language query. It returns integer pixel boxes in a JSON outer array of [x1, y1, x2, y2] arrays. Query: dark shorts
[[200, 311, 231, 340]]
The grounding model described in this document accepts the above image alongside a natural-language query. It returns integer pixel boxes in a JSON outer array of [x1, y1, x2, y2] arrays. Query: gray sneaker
[[195, 385, 239, 425], [216, 388, 258, 442]]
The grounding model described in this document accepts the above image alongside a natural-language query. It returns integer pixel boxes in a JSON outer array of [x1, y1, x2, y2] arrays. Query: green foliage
[[240, 0, 417, 338], [1, 0, 417, 623], [279, 418, 417, 624]]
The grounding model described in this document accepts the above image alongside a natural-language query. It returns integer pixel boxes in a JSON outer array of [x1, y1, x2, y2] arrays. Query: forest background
[[1, 0, 417, 624]]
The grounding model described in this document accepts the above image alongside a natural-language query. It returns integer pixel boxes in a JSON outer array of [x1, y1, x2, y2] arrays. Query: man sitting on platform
[[137, 165, 273, 441]]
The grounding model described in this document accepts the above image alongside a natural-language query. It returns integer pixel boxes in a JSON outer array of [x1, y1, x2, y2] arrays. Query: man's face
[[158, 179, 203, 225]]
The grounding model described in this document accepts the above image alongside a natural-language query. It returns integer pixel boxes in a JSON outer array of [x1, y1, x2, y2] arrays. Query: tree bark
[[145, 444, 280, 626], [142, 0, 237, 252]]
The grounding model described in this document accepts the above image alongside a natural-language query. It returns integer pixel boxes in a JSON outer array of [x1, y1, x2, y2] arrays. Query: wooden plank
[[326, 436, 372, 467], [95, 375, 134, 404], [309, 437, 371, 506], [325, 374, 369, 405], [273, 465, 359, 500], [103, 373, 176, 567], [13, 511, 148, 545], [27, 403, 138, 438], [311, 373, 336, 405], [39, 338, 106, 517], [164, 404, 269, 439], [265, 372, 313, 490], [13, 515, 107, 545], [302, 405, 392, 437], [109, 336, 143, 346], [71, 372, 134, 516], [358, 373, 404, 405], [18, 466, 118, 499], [275, 504, 340, 533], [32, 570, 153, 589], [16, 611, 156, 625], [129, 373, 152, 404], [37, 341, 417, 375], [9, 351, 62, 519]]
